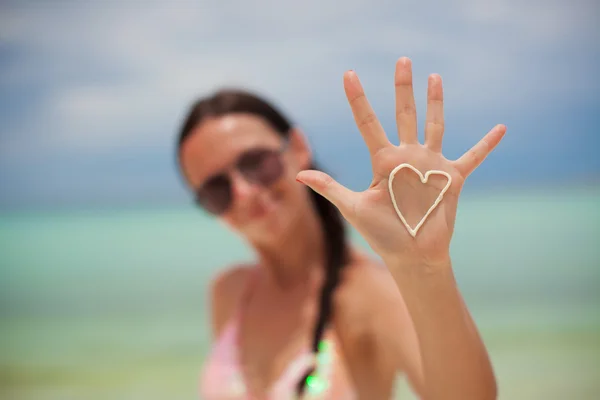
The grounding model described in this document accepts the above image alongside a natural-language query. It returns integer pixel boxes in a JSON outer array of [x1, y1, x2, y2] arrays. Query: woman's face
[[179, 113, 313, 243]]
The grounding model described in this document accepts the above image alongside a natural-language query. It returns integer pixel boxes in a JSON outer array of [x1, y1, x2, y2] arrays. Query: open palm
[[297, 57, 506, 265]]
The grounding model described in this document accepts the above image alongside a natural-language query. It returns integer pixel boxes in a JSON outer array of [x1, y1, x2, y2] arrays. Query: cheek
[[273, 176, 308, 210]]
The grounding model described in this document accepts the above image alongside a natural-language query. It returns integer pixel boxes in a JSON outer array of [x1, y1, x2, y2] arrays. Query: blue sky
[[0, 0, 598, 210]]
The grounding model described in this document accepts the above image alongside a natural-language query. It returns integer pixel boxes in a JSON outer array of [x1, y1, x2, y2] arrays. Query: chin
[[247, 207, 298, 244]]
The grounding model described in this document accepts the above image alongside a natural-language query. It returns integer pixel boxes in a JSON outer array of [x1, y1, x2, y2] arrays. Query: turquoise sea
[[1, 187, 599, 399]]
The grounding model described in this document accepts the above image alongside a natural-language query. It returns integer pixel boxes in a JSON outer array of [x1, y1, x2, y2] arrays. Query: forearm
[[387, 257, 497, 400]]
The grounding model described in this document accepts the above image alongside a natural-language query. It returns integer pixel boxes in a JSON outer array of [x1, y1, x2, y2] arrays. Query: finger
[[424, 74, 445, 152], [296, 170, 357, 218], [395, 57, 418, 145], [344, 70, 390, 157], [454, 124, 507, 177]]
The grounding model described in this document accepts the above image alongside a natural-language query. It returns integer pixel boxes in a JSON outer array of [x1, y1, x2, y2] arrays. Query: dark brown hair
[[176, 89, 350, 397]]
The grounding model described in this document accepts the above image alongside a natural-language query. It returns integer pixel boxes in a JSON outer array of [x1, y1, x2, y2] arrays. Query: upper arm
[[333, 261, 426, 398], [208, 264, 253, 338]]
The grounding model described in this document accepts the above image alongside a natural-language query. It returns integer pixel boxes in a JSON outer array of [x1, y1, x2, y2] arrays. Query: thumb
[[296, 170, 356, 217]]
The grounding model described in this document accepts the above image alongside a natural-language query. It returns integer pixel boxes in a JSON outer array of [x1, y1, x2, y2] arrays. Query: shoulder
[[331, 251, 415, 394], [208, 263, 256, 337], [333, 251, 405, 336], [333, 250, 418, 361]]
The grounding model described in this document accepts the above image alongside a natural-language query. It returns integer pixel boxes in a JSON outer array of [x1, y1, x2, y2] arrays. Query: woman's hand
[[297, 57, 506, 268]]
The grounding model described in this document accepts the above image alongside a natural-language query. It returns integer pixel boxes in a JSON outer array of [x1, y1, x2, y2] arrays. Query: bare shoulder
[[333, 251, 406, 336], [208, 263, 256, 337], [333, 249, 418, 357], [331, 251, 418, 396]]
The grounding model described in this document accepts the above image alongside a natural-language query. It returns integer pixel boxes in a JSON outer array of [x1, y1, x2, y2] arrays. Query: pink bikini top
[[198, 269, 357, 400]]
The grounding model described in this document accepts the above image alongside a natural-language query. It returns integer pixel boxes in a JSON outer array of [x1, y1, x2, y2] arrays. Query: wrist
[[384, 255, 460, 302], [381, 252, 452, 277]]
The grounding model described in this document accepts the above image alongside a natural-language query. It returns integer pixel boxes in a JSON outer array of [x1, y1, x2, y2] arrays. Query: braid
[[296, 164, 350, 398]]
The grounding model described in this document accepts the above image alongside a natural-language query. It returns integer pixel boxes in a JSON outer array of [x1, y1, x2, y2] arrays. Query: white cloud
[[0, 0, 598, 157]]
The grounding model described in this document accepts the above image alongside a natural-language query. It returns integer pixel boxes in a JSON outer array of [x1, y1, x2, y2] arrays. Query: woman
[[177, 57, 505, 399]]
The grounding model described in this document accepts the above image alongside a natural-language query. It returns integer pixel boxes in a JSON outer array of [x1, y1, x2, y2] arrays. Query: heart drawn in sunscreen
[[388, 163, 452, 238]]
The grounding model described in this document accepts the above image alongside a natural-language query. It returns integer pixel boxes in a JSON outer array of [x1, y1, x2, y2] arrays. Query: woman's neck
[[254, 205, 326, 289]]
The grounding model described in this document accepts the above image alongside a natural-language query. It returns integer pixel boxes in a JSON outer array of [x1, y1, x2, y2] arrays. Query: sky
[[0, 0, 599, 210]]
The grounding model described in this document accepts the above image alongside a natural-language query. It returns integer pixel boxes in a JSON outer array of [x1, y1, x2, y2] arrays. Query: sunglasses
[[194, 141, 289, 215]]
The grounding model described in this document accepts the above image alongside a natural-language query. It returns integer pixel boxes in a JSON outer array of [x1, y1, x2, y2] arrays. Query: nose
[[229, 170, 260, 204]]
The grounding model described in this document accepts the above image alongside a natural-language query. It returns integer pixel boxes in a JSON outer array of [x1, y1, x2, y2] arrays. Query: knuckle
[[468, 149, 481, 164], [318, 173, 334, 188], [358, 112, 378, 129], [349, 92, 366, 106], [480, 138, 491, 150], [426, 121, 444, 133], [396, 103, 416, 117], [394, 81, 412, 89]]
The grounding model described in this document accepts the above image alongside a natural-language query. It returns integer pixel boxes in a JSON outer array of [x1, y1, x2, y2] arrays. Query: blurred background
[[1, 1, 599, 399]]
